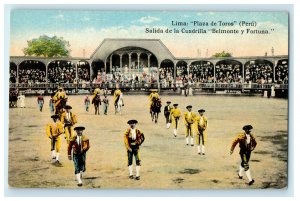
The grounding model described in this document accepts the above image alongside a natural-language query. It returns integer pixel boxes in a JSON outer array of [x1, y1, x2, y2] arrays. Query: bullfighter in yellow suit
[[61, 105, 77, 145], [46, 114, 64, 164], [169, 104, 181, 137], [183, 105, 196, 146], [230, 125, 257, 185], [113, 86, 123, 106], [149, 89, 160, 113], [124, 120, 145, 180], [194, 109, 208, 155], [53, 86, 67, 113]]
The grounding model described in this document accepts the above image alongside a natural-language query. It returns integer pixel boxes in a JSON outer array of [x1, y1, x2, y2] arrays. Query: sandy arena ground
[[8, 94, 288, 189]]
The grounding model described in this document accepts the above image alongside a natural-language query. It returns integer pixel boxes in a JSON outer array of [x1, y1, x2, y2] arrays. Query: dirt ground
[[8, 94, 288, 189]]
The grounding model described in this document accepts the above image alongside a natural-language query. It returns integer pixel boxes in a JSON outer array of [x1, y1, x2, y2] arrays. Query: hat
[[166, 101, 171, 104], [243, 125, 253, 131], [173, 104, 178, 107], [150, 89, 158, 92], [74, 126, 85, 131], [51, 114, 59, 119], [64, 105, 72, 109], [58, 86, 63, 90], [186, 105, 192, 109], [127, 119, 138, 124], [198, 109, 205, 113]]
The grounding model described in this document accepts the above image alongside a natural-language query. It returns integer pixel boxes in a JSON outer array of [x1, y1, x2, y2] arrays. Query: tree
[[212, 51, 232, 58], [23, 35, 71, 57]]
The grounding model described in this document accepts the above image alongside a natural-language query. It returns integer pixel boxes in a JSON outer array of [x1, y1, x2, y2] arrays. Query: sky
[[10, 10, 289, 58]]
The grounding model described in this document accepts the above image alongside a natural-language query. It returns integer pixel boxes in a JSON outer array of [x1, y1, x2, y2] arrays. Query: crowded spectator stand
[[9, 57, 288, 96]]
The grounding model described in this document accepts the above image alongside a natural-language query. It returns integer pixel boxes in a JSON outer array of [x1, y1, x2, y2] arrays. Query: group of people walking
[[149, 85, 209, 156], [150, 89, 257, 185], [46, 87, 90, 187], [162, 100, 208, 155], [42, 86, 257, 187]]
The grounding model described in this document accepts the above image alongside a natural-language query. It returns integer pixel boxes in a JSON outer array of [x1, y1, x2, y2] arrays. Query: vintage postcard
[[8, 10, 288, 189]]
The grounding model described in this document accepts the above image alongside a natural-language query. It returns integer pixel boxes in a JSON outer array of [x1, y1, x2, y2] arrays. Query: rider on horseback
[[92, 87, 101, 103], [149, 89, 159, 113], [53, 86, 67, 114]]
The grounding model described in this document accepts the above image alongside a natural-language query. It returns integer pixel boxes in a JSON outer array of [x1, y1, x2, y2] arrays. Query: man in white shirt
[[164, 101, 172, 128]]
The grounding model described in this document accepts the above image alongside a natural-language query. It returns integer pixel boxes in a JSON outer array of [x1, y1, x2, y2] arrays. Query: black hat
[[51, 114, 59, 119], [243, 125, 253, 130], [74, 126, 85, 131], [127, 120, 138, 124], [173, 104, 178, 107], [64, 105, 72, 109], [166, 101, 171, 104], [186, 105, 192, 109], [198, 109, 205, 113]]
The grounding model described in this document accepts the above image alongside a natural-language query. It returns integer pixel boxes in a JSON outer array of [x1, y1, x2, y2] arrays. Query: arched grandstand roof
[[90, 38, 176, 63]]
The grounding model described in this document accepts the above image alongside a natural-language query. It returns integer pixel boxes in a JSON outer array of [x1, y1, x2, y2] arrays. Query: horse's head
[[152, 97, 158, 101]]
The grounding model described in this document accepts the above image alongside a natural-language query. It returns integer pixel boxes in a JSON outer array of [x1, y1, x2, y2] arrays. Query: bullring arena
[[8, 94, 288, 189], [8, 39, 288, 189]]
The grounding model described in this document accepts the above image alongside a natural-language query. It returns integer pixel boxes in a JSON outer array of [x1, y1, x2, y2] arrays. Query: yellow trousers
[[196, 131, 207, 145], [185, 123, 194, 137], [172, 116, 180, 129], [65, 126, 75, 144], [51, 136, 61, 152]]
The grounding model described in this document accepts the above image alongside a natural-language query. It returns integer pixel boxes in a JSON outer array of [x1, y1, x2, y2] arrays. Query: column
[[110, 55, 113, 73], [173, 61, 177, 80], [104, 57, 107, 74], [75, 62, 78, 93], [137, 53, 141, 73], [119, 54, 123, 72], [46, 64, 48, 83], [147, 53, 151, 74], [88, 61, 92, 83], [147, 53, 151, 67], [213, 62, 216, 92], [157, 60, 161, 91], [16, 63, 19, 84], [242, 63, 245, 92], [273, 60, 277, 83], [45, 62, 49, 93], [75, 62, 78, 83], [129, 53, 132, 73]]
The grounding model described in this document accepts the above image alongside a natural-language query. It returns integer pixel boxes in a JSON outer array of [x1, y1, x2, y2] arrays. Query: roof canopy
[[90, 38, 175, 63]]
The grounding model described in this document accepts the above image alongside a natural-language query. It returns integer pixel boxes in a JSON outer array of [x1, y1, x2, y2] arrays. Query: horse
[[54, 98, 67, 118], [9, 89, 18, 108], [92, 94, 101, 115], [115, 93, 124, 115], [150, 98, 162, 123]]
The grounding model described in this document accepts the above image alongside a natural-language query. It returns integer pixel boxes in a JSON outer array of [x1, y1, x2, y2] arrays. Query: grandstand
[[9, 38, 288, 97]]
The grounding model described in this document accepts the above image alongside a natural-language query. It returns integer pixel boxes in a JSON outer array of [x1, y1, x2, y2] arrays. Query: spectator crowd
[[189, 62, 214, 83], [9, 60, 289, 87], [244, 63, 273, 84], [275, 60, 288, 84], [19, 68, 46, 84], [215, 63, 242, 84]]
